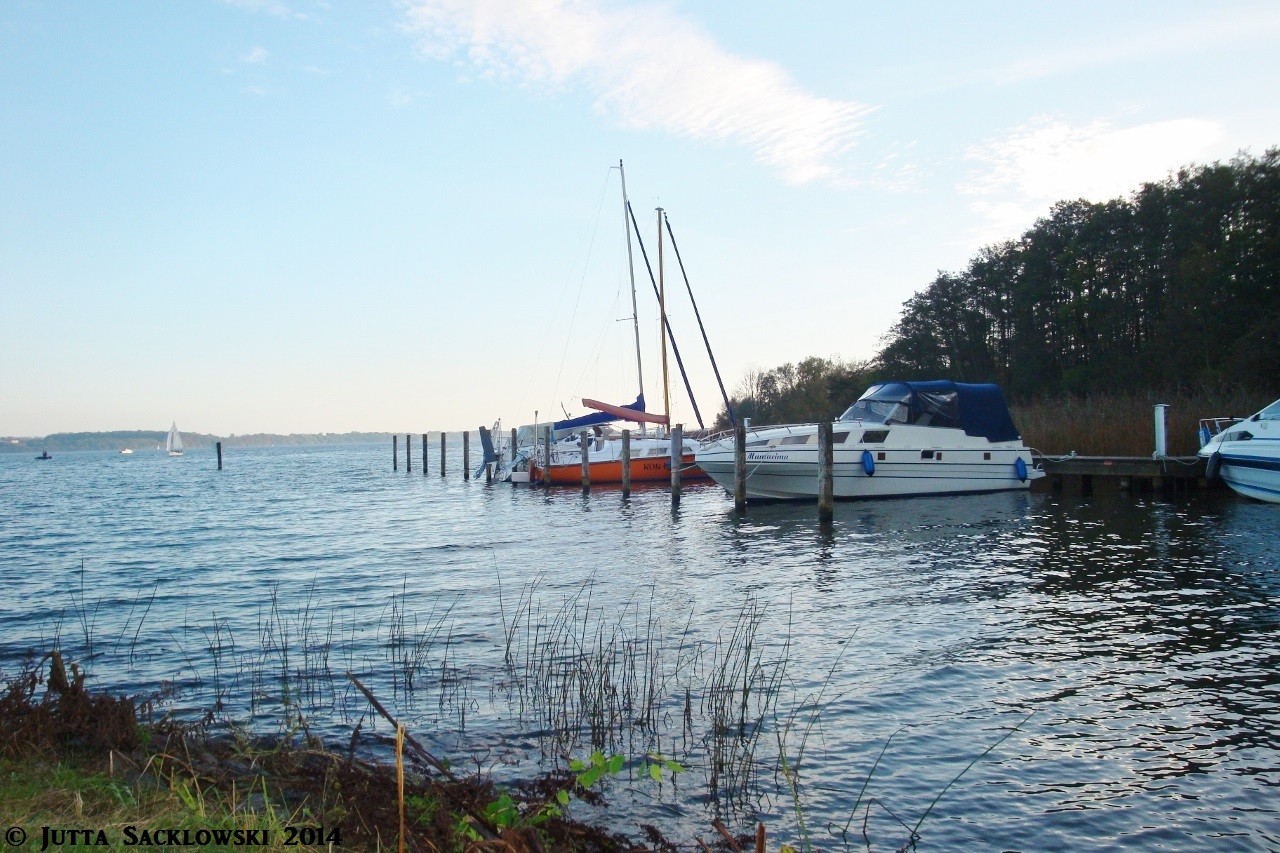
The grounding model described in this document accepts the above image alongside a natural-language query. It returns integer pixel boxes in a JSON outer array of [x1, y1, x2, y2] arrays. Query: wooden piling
[[580, 431, 591, 491], [392, 435, 398, 472], [818, 421, 834, 522], [463, 430, 470, 480], [440, 433, 446, 477], [405, 434, 411, 473], [422, 434, 428, 476], [621, 429, 632, 498], [216, 441, 223, 471], [670, 424, 683, 506], [510, 428, 517, 468], [486, 462, 493, 484], [543, 426, 553, 487], [734, 420, 747, 513]]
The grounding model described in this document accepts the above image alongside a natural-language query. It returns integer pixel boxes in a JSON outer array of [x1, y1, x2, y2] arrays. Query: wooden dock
[[1034, 454, 1207, 495]]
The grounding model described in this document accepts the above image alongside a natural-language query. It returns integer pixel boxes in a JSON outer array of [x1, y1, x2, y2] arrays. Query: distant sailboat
[[166, 422, 184, 456]]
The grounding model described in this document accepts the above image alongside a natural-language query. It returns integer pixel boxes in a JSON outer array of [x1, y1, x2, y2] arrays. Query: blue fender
[[861, 450, 875, 476], [1014, 457, 1028, 482]]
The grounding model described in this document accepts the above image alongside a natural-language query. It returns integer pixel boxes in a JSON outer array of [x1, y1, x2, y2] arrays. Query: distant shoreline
[[0, 431, 398, 453]]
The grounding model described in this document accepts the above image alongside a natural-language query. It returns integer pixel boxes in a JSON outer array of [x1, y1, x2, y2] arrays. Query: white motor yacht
[[694, 380, 1043, 500], [1198, 398, 1280, 503]]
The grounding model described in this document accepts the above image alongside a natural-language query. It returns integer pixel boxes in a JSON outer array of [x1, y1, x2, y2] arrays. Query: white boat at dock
[[694, 380, 1043, 500], [1198, 399, 1280, 503]]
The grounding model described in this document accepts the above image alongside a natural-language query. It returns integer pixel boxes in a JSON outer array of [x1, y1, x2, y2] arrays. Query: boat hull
[[532, 453, 706, 485], [1212, 445, 1280, 503], [696, 450, 1036, 500], [1218, 455, 1280, 502]]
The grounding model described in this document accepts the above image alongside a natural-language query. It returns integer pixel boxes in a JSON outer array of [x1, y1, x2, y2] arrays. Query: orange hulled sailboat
[[519, 162, 712, 486]]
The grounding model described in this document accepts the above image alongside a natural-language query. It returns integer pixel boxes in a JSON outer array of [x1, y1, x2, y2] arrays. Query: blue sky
[[3, 0, 1278, 435]]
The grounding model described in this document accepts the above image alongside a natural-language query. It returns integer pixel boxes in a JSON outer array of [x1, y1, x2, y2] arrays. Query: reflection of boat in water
[[694, 380, 1043, 500], [35, 451, 52, 460], [165, 422, 183, 457], [1199, 398, 1280, 503]]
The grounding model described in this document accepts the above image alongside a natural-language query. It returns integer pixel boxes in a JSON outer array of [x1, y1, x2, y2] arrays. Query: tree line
[[715, 149, 1279, 429]]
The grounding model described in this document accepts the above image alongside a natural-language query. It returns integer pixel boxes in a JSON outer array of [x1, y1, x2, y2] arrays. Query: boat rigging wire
[[627, 200, 705, 429], [664, 211, 736, 427]]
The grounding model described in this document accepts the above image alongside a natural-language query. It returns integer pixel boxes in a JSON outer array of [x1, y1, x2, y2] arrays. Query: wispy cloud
[[400, 0, 871, 185], [959, 117, 1225, 245], [242, 46, 270, 64]]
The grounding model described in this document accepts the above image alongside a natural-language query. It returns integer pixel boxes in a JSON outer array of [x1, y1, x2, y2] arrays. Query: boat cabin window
[[861, 430, 890, 443], [746, 440, 769, 448], [781, 435, 809, 445], [838, 382, 962, 430], [834, 431, 851, 443], [1256, 401, 1280, 421]]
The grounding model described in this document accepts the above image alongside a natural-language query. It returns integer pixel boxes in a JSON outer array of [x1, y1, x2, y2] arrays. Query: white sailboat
[[166, 422, 184, 457]]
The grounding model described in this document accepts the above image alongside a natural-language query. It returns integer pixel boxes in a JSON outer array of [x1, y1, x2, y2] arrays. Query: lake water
[[2, 444, 1278, 850]]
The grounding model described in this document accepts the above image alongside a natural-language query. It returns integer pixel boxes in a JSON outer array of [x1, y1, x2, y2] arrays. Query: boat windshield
[[838, 383, 913, 425], [1257, 400, 1280, 420], [837, 382, 963, 430]]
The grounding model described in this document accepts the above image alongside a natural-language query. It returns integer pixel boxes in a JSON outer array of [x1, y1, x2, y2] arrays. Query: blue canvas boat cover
[[552, 394, 646, 432], [840, 381, 1021, 443]]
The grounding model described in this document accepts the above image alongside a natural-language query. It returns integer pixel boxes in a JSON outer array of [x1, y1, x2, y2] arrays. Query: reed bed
[[1010, 387, 1271, 456], [24, 569, 845, 828], [495, 580, 797, 812]]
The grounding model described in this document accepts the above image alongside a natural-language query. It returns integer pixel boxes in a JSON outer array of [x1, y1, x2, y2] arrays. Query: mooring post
[[463, 430, 471, 480], [422, 434, 428, 476], [580, 431, 591, 491], [1153, 404, 1169, 458], [734, 420, 747, 513], [818, 421, 834, 522], [542, 426, 553, 487], [216, 441, 223, 471], [486, 462, 493, 484], [405, 434, 411, 473], [510, 428, 517, 468], [393, 434, 398, 472], [670, 424, 683, 506], [440, 433, 446, 477], [621, 429, 632, 498]]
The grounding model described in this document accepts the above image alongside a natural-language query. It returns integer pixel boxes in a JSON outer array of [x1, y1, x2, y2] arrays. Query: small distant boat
[[1198, 398, 1280, 503], [35, 451, 52, 460], [120, 448, 134, 455], [166, 422, 184, 457]]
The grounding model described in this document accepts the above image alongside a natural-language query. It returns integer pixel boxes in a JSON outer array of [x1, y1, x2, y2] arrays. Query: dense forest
[[715, 150, 1279, 430]]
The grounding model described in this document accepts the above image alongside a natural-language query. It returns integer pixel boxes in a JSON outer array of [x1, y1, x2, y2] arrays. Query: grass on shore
[[0, 652, 657, 852], [1010, 388, 1272, 457]]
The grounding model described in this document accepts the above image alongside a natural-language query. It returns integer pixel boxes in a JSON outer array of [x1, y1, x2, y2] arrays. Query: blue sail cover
[[552, 394, 646, 433], [842, 381, 1021, 442]]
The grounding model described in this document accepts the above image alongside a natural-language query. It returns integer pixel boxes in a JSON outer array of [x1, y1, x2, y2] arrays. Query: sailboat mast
[[657, 207, 671, 428], [618, 161, 645, 427]]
